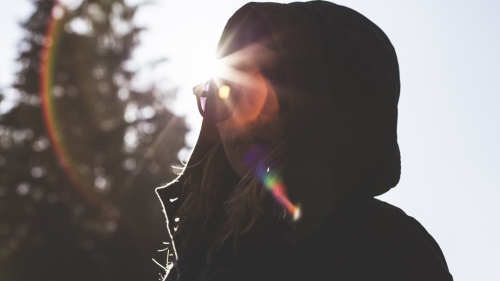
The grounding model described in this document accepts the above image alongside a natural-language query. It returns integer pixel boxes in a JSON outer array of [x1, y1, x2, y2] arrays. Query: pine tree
[[0, 1, 187, 280]]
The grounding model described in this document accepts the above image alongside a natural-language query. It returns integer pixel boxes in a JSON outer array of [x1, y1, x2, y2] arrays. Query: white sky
[[1, 1, 499, 280]]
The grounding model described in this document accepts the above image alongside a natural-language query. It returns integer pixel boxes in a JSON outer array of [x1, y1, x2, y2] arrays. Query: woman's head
[[202, 0, 399, 202], [161, 0, 401, 252], [214, 1, 400, 193]]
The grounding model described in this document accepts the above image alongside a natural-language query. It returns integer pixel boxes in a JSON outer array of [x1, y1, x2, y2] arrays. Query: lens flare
[[40, 1, 109, 214], [209, 44, 281, 124], [259, 166, 301, 221], [218, 85, 231, 99]]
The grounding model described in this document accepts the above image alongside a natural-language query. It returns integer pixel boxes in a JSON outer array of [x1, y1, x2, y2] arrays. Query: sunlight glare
[[192, 58, 226, 85]]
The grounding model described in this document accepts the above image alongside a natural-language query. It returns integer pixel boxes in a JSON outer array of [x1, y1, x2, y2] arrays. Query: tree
[[0, 0, 187, 280]]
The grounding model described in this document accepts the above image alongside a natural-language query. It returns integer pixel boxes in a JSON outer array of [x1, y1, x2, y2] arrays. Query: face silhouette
[[215, 44, 288, 177]]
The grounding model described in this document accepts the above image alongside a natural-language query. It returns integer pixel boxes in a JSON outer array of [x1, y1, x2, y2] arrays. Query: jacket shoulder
[[361, 199, 453, 281]]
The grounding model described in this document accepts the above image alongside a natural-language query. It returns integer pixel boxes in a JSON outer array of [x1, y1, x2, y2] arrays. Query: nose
[[224, 104, 278, 135]]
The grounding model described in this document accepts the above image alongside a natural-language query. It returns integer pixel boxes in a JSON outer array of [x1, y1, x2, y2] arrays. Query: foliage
[[0, 0, 187, 280]]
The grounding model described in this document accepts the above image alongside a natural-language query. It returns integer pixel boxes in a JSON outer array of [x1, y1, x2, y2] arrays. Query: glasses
[[193, 68, 287, 122]]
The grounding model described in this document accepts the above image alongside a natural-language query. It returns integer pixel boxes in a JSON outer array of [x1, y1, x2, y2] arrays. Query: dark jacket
[[160, 183, 452, 280], [157, 1, 453, 280]]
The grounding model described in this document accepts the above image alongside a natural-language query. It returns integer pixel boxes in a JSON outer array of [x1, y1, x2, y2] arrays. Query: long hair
[[175, 135, 290, 262], [174, 10, 293, 261]]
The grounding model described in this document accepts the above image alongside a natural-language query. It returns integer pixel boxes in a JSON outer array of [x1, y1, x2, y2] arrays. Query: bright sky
[[1, 1, 499, 280]]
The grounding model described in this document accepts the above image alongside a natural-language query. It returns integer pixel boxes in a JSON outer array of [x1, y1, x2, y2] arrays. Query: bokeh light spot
[[218, 85, 231, 99], [16, 182, 30, 196]]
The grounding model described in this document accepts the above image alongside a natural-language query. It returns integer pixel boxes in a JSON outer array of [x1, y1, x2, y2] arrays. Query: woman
[[157, 1, 453, 280]]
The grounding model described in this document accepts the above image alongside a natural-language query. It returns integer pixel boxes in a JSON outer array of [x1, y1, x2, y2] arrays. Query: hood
[[158, 0, 400, 229]]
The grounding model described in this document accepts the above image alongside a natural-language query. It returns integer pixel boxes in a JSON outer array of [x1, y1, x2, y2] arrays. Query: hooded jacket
[[157, 1, 453, 280]]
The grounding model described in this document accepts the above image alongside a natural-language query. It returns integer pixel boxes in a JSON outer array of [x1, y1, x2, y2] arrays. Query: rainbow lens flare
[[259, 166, 301, 221], [40, 1, 109, 213], [242, 140, 301, 221]]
